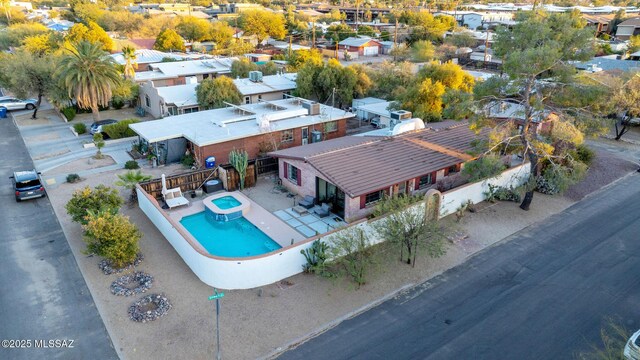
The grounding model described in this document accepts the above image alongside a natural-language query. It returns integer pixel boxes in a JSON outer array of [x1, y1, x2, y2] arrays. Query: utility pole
[[393, 18, 398, 62], [289, 35, 293, 58], [312, 20, 316, 49], [483, 30, 490, 65]]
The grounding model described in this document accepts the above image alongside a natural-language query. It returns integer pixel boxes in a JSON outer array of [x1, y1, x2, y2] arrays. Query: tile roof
[[270, 122, 486, 197], [618, 17, 640, 27]]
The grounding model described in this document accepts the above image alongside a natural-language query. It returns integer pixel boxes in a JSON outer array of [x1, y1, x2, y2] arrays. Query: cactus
[[229, 149, 249, 190]]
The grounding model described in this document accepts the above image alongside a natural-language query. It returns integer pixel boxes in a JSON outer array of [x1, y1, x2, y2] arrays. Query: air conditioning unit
[[248, 71, 263, 82], [310, 130, 322, 143], [302, 101, 320, 115], [390, 110, 412, 120]]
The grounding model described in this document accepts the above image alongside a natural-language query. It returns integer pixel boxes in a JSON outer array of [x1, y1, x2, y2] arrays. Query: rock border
[[110, 272, 153, 297], [99, 253, 144, 275], [128, 294, 172, 323]]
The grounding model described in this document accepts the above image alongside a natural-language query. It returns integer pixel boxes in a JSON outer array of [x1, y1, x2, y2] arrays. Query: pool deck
[[167, 191, 305, 248]]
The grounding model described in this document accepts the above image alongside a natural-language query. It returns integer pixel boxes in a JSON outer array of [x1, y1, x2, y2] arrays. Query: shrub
[[181, 154, 195, 167], [83, 211, 141, 269], [66, 173, 81, 183], [111, 100, 125, 110], [65, 185, 123, 225], [301, 240, 332, 277], [61, 107, 76, 121], [103, 119, 139, 139], [73, 123, 86, 135], [485, 184, 521, 202], [570, 144, 595, 166], [124, 160, 140, 169]]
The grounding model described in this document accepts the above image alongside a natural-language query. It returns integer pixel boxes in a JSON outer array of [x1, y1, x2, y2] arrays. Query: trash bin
[[205, 156, 216, 169], [203, 179, 223, 193], [0, 107, 6, 119]]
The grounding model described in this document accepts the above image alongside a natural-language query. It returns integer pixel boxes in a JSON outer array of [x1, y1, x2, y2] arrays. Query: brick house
[[129, 98, 354, 166], [269, 122, 487, 222]]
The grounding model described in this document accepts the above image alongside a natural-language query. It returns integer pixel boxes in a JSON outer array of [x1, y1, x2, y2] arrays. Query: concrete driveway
[[0, 111, 117, 359]]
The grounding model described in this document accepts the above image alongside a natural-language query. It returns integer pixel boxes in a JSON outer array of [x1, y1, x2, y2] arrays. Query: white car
[[624, 329, 640, 360], [0, 96, 37, 110]]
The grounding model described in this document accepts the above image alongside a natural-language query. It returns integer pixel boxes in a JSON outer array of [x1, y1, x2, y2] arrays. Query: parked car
[[624, 329, 640, 360], [0, 96, 37, 110], [89, 119, 118, 135], [10, 170, 46, 202]]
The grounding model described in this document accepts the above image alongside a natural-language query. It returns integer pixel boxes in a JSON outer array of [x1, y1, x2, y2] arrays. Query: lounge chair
[[299, 195, 315, 209], [161, 174, 189, 209], [163, 188, 189, 209], [315, 203, 331, 218]]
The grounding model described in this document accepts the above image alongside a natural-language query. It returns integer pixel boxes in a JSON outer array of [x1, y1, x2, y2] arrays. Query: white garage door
[[363, 46, 378, 56]]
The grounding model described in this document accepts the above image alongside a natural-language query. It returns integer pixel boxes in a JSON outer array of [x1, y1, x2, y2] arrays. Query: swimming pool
[[179, 212, 282, 257], [212, 196, 242, 210]]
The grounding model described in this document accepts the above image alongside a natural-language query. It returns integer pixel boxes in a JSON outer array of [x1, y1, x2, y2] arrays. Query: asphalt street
[[279, 172, 640, 360], [0, 112, 117, 359]]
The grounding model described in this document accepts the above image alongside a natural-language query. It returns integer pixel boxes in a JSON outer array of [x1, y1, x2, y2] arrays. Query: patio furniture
[[315, 203, 331, 218], [161, 174, 189, 209], [292, 205, 309, 215], [298, 195, 315, 209]]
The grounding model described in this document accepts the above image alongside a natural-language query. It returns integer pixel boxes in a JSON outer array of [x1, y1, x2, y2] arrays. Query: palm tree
[[57, 41, 121, 122], [115, 170, 152, 201], [122, 46, 138, 80]]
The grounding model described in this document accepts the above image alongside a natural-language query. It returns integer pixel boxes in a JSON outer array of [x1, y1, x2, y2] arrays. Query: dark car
[[10, 170, 46, 202], [89, 119, 118, 135]]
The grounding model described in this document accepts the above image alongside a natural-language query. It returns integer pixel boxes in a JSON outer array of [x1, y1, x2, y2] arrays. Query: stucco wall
[[139, 82, 164, 119], [195, 119, 348, 166], [243, 91, 290, 105], [278, 158, 318, 198]]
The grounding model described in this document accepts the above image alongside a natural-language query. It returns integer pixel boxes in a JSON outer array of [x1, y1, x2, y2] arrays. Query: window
[[364, 190, 384, 206], [258, 95, 262, 101], [281, 129, 293, 143], [245, 96, 250, 104], [324, 121, 338, 133], [419, 174, 433, 188], [286, 163, 299, 184], [167, 106, 178, 116], [145, 95, 150, 108], [448, 165, 459, 174], [183, 107, 199, 114]]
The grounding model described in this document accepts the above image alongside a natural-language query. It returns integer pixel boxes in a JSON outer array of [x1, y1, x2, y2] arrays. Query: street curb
[[262, 282, 415, 360]]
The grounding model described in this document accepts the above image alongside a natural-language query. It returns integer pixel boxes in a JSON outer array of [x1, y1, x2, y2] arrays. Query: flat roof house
[[269, 122, 487, 222], [134, 58, 238, 87], [129, 98, 354, 166], [139, 72, 297, 118]]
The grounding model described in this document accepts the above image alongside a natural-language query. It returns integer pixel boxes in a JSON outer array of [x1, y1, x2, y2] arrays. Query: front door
[[301, 127, 309, 145]]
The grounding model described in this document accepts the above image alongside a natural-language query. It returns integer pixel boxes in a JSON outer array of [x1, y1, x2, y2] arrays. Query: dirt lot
[[47, 155, 116, 176], [43, 140, 637, 360]]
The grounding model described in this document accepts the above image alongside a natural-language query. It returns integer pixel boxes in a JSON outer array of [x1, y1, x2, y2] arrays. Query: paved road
[[279, 173, 640, 360], [0, 112, 117, 359]]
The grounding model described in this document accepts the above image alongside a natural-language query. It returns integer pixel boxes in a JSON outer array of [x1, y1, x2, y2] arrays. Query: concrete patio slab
[[295, 225, 317, 237], [307, 221, 330, 234], [298, 214, 318, 225], [274, 209, 292, 221], [286, 218, 303, 227]]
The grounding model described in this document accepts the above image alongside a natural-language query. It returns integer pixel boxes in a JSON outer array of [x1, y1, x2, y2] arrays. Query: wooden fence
[[220, 163, 257, 191], [255, 157, 278, 175], [139, 168, 219, 200]]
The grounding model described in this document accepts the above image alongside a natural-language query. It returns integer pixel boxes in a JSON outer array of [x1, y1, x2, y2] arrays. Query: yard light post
[[208, 288, 225, 360]]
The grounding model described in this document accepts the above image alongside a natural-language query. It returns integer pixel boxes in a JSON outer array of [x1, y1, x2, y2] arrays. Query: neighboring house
[[267, 39, 311, 52], [245, 53, 272, 63], [129, 98, 354, 166], [583, 13, 615, 35], [269, 122, 485, 222], [615, 17, 640, 40], [129, 38, 156, 50], [139, 72, 297, 118], [43, 19, 74, 32], [350, 98, 413, 128], [338, 37, 382, 56], [111, 50, 184, 72], [574, 56, 640, 72], [378, 41, 395, 55], [134, 58, 238, 86], [485, 100, 556, 134], [435, 11, 513, 30]]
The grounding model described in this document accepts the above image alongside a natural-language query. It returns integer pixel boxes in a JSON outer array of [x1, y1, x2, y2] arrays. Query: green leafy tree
[[57, 41, 121, 122], [153, 28, 186, 52], [328, 227, 374, 288], [65, 21, 114, 52], [286, 49, 323, 72], [208, 21, 234, 47], [83, 211, 140, 268], [93, 133, 105, 158], [65, 185, 123, 225], [365, 61, 414, 99], [0, 50, 57, 119], [238, 9, 286, 44], [22, 33, 63, 55], [176, 15, 211, 42], [196, 77, 242, 109], [327, 23, 356, 42], [115, 170, 152, 201], [373, 195, 448, 266], [411, 40, 436, 62], [231, 58, 259, 78], [0, 23, 49, 50], [357, 25, 376, 37], [296, 58, 362, 108], [449, 11, 595, 210], [444, 32, 477, 48], [259, 61, 278, 76], [111, 79, 139, 108], [121, 45, 137, 80], [462, 154, 507, 182]]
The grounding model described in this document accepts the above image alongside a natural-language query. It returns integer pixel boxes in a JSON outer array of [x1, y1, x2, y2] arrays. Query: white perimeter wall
[[135, 163, 530, 289]]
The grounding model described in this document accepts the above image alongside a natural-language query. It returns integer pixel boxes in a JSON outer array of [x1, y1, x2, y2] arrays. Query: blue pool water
[[212, 196, 242, 210], [179, 212, 282, 257]]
